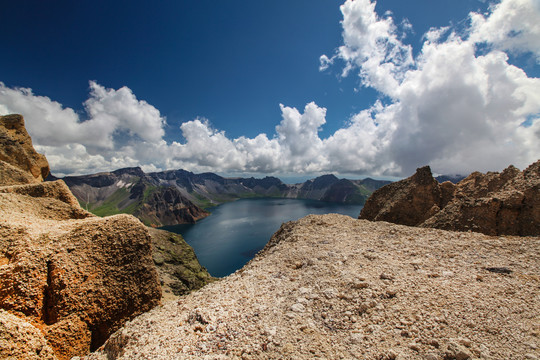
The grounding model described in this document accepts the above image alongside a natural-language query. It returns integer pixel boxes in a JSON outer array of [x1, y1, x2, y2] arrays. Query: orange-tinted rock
[[0, 309, 56, 360], [44, 314, 91, 360], [360, 161, 540, 236], [0, 185, 161, 359], [0, 115, 162, 359], [0, 114, 49, 183]]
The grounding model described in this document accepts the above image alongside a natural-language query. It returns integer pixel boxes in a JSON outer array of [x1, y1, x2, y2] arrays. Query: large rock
[[0, 114, 49, 184], [359, 166, 450, 226], [360, 161, 540, 236], [0, 181, 161, 359], [0, 115, 162, 359], [84, 214, 540, 359]]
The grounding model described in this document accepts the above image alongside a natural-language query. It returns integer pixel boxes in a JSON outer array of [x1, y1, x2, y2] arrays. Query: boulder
[[360, 161, 540, 236], [0, 182, 161, 358]]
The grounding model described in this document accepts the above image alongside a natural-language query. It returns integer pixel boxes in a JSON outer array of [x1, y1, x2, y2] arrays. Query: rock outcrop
[[0, 115, 162, 359], [360, 161, 540, 236], [0, 309, 56, 360], [0, 114, 49, 185], [84, 214, 540, 360]]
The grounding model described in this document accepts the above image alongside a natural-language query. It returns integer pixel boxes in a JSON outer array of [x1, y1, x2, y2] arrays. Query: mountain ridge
[[54, 168, 391, 226]]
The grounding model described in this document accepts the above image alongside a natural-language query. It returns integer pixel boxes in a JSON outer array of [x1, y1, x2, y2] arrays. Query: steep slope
[[148, 228, 214, 301], [84, 214, 540, 360], [360, 161, 540, 236], [62, 168, 208, 226]]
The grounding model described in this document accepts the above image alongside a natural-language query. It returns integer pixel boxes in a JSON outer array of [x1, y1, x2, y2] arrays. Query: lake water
[[162, 198, 362, 277]]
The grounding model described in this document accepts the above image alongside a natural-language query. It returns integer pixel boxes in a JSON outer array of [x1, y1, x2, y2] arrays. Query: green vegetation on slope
[[90, 187, 137, 217], [147, 228, 214, 298]]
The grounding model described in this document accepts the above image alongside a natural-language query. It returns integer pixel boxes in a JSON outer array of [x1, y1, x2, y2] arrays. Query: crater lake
[[162, 198, 362, 277]]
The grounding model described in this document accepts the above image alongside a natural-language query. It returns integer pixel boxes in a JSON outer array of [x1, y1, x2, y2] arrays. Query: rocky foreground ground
[[85, 214, 539, 360]]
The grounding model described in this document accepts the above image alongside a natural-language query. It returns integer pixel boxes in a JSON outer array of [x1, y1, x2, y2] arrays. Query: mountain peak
[[112, 167, 146, 177]]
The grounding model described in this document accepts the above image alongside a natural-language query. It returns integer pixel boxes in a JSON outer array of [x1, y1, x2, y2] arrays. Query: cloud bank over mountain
[[1, 0, 539, 177]]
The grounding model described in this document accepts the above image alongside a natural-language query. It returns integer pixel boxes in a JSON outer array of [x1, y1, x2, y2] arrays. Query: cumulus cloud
[[319, 0, 540, 175], [332, 0, 414, 96], [470, 0, 540, 61], [0, 81, 168, 175], [1, 0, 539, 177]]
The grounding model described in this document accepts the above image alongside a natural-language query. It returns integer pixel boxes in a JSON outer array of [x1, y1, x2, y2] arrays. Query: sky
[[1, 0, 539, 178]]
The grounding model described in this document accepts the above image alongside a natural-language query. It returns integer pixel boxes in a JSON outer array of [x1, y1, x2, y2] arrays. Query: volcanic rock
[[0, 114, 49, 184], [0, 182, 161, 359], [0, 115, 162, 359], [83, 214, 540, 359], [360, 161, 540, 236], [0, 309, 56, 360], [359, 166, 446, 226]]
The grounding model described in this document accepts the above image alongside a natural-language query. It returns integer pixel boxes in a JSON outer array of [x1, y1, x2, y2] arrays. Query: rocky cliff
[[60, 168, 208, 227], [84, 214, 540, 360], [360, 161, 540, 236], [0, 115, 164, 359], [148, 228, 214, 301]]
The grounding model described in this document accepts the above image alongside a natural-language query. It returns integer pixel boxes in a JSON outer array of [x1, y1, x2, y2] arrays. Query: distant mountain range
[[48, 167, 391, 226]]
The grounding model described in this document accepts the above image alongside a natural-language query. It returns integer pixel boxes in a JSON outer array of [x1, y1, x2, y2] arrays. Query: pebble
[[352, 281, 370, 289], [428, 339, 440, 348], [380, 273, 395, 280], [323, 288, 338, 299], [446, 342, 473, 360]]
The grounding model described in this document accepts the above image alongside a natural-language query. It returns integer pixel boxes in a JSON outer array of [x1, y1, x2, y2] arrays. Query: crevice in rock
[[90, 324, 108, 352], [42, 260, 55, 325]]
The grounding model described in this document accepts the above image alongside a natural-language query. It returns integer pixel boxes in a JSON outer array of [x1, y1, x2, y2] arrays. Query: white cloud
[[470, 0, 540, 61], [319, 0, 540, 175], [0, 81, 168, 175], [1, 0, 539, 178], [326, 0, 414, 96]]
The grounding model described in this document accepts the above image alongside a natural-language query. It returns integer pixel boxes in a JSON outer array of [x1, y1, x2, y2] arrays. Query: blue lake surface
[[161, 198, 362, 277]]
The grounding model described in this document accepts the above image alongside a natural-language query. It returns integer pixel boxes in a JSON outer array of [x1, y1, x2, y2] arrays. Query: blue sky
[[1, 0, 539, 178]]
